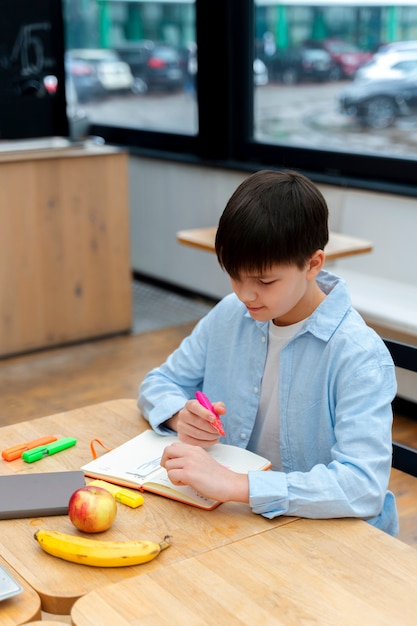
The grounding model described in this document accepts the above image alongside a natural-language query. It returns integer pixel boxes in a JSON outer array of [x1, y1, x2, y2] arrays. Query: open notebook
[[82, 430, 271, 510]]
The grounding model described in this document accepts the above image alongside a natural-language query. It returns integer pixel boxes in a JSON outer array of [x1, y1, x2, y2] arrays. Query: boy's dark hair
[[215, 169, 329, 278]]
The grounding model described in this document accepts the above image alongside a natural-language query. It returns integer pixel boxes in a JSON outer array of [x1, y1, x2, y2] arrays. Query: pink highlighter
[[195, 391, 226, 437]]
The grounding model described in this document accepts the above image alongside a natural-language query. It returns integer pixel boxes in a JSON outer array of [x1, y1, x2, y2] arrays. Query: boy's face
[[230, 253, 325, 326]]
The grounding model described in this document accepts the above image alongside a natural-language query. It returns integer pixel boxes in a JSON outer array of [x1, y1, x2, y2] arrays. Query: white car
[[376, 40, 417, 56], [67, 49, 134, 93], [253, 58, 269, 86], [355, 51, 417, 81]]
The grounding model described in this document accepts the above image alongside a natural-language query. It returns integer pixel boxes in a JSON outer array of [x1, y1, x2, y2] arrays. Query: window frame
[[89, 0, 417, 197]]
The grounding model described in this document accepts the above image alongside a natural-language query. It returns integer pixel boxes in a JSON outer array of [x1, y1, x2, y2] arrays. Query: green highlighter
[[22, 437, 77, 463]]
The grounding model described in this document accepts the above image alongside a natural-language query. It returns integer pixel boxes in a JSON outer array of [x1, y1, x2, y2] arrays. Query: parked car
[[376, 40, 417, 56], [355, 51, 417, 81], [116, 42, 184, 92], [66, 49, 134, 95], [65, 54, 103, 102], [269, 47, 332, 84], [65, 73, 90, 139], [338, 69, 417, 128], [305, 38, 372, 80], [253, 58, 268, 86]]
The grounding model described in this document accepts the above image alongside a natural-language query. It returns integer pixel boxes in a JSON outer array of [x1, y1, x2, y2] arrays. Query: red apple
[[68, 485, 117, 533]]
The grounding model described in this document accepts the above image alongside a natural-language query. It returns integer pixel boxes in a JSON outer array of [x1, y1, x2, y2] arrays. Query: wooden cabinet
[[0, 142, 132, 357]]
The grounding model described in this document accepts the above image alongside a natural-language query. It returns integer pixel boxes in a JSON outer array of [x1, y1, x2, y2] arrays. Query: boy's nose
[[235, 283, 257, 303]]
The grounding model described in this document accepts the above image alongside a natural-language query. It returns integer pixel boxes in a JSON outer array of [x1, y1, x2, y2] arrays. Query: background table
[[177, 227, 373, 261], [0, 399, 296, 615], [71, 517, 417, 626]]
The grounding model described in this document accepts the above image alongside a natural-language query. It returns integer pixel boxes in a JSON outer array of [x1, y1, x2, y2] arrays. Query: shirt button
[[240, 433, 247, 440], [261, 336, 266, 343], [254, 386, 259, 394]]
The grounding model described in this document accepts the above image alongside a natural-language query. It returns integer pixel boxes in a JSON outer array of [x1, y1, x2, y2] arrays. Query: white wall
[[331, 187, 415, 284], [129, 158, 240, 298]]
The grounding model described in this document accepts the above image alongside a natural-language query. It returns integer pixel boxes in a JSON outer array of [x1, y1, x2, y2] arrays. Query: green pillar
[[276, 5, 288, 49], [126, 4, 144, 41], [97, 0, 111, 48], [387, 6, 399, 42], [311, 8, 327, 41]]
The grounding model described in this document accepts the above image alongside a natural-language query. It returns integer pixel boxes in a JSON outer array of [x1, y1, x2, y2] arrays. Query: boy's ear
[[307, 249, 325, 278]]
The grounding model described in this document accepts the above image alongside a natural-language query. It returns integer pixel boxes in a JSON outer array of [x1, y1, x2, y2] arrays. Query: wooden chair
[[383, 339, 417, 477]]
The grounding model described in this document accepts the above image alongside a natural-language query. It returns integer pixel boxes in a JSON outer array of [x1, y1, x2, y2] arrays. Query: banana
[[34, 529, 171, 567]]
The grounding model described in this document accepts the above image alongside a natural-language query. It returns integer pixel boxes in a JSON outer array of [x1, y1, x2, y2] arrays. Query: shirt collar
[[302, 270, 352, 342], [244, 270, 352, 343]]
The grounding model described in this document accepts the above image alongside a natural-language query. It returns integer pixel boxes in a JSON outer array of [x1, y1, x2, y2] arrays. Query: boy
[[138, 169, 398, 535]]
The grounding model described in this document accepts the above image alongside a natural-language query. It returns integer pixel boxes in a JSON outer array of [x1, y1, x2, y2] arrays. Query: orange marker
[[1, 436, 58, 461]]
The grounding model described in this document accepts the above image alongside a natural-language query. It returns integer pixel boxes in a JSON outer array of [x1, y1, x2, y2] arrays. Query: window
[[63, 0, 197, 139], [251, 1, 417, 187], [63, 0, 417, 191]]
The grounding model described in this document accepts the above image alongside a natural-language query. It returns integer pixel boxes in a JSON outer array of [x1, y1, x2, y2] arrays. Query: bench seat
[[338, 269, 417, 340]]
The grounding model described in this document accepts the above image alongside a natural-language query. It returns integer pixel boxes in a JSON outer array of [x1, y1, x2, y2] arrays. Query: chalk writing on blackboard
[[11, 22, 53, 76], [0, 0, 68, 139], [0, 22, 56, 96]]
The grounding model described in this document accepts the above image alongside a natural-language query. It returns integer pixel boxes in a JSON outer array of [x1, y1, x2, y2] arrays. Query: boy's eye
[[259, 279, 276, 285]]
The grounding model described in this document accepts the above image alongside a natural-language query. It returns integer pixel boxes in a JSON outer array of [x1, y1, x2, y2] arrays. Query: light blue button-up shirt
[[138, 270, 398, 535]]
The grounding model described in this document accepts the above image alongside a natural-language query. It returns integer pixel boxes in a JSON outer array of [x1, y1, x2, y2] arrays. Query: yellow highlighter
[[88, 479, 144, 508]]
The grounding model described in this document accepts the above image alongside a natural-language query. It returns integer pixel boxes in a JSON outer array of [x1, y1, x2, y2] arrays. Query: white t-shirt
[[247, 318, 305, 469]]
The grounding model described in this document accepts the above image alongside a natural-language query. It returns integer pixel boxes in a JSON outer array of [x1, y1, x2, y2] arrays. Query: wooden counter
[[0, 142, 132, 357]]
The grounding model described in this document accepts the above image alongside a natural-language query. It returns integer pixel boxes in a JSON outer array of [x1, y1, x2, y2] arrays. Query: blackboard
[[0, 0, 68, 139]]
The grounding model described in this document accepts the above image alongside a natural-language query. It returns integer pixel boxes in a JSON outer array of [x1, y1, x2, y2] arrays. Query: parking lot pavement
[[79, 81, 417, 157]]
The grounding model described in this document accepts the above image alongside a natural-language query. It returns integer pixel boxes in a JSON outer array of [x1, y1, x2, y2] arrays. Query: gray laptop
[[0, 471, 85, 519]]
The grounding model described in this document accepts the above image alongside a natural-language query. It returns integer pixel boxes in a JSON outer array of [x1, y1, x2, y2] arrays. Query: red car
[[305, 38, 372, 80]]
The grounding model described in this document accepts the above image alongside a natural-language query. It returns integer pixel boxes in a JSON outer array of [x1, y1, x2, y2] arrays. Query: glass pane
[[63, 0, 197, 137], [254, 1, 417, 161]]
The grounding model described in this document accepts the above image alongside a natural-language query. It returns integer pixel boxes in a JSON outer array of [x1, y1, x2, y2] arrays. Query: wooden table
[[71, 517, 417, 626], [0, 555, 41, 625], [0, 399, 296, 615], [177, 227, 373, 261]]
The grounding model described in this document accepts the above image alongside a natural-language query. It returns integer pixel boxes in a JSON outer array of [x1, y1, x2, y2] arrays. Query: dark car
[[65, 55, 103, 102], [116, 42, 184, 92], [269, 47, 332, 84], [305, 38, 372, 80], [338, 70, 417, 128]]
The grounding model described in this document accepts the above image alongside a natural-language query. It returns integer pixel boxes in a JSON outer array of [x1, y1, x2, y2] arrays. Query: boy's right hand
[[166, 399, 226, 448]]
